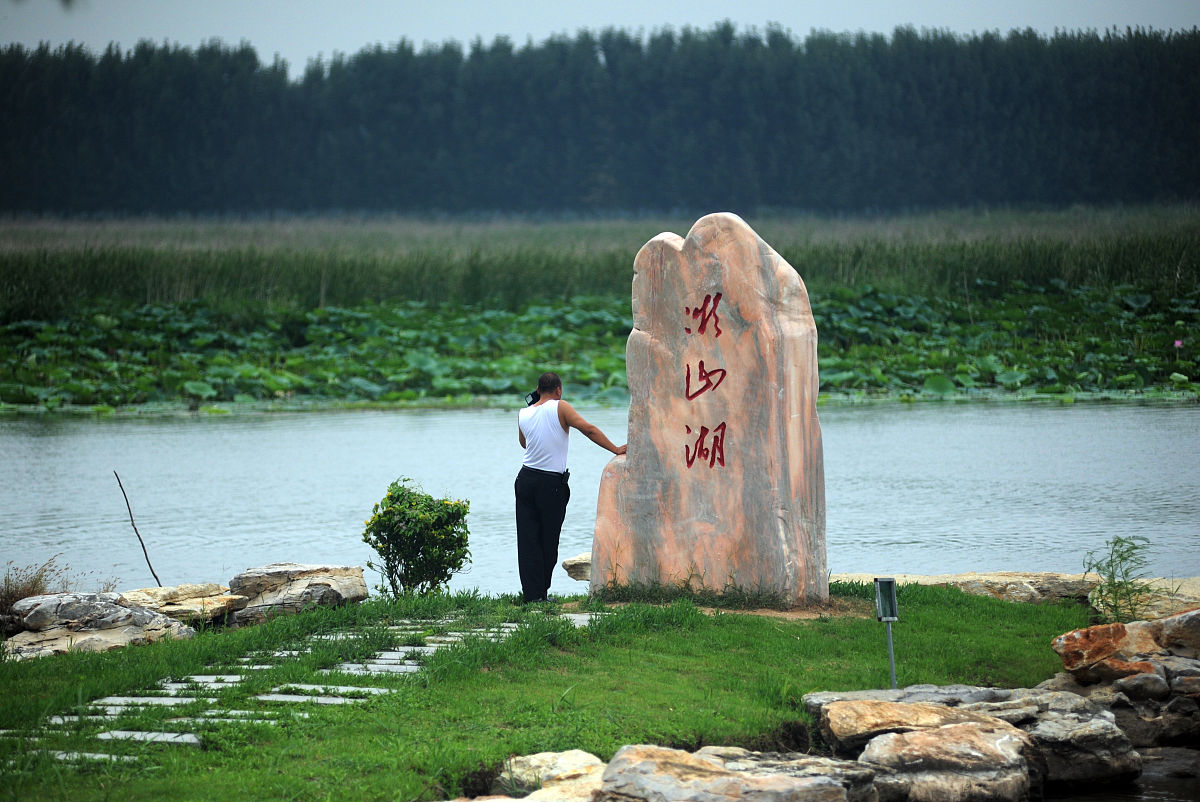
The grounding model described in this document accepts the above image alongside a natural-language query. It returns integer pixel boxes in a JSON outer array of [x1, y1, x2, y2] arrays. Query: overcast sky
[[4, 0, 1198, 79]]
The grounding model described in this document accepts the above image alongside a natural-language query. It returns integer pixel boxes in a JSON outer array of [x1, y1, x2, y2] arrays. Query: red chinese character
[[684, 421, 727, 469], [683, 292, 723, 337], [685, 360, 727, 400]]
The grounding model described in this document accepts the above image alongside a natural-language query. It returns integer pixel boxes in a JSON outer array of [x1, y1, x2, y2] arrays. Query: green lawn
[[0, 585, 1090, 801]]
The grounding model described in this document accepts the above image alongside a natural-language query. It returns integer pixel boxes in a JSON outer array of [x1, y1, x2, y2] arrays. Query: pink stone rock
[[590, 213, 826, 605]]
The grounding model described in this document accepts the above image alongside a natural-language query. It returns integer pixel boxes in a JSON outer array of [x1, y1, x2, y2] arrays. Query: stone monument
[[590, 212, 826, 605]]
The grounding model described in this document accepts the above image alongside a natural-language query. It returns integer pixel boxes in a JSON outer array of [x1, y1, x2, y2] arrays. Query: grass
[[0, 586, 1091, 801]]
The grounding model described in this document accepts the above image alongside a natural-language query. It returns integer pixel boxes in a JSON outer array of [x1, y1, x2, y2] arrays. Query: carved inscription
[[684, 360, 726, 400], [683, 292, 723, 337], [685, 422, 727, 469], [684, 292, 728, 470]]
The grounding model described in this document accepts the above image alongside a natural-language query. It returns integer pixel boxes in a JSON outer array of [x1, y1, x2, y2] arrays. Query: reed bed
[[2, 206, 1197, 323]]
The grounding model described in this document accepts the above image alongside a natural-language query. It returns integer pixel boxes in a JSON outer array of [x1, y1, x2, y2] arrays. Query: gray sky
[[4, 0, 1198, 79]]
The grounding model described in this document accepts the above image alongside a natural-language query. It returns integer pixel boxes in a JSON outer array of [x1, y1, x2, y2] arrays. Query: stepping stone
[[319, 665, 391, 676], [160, 682, 225, 695], [561, 613, 596, 627], [187, 675, 243, 684], [96, 730, 202, 747], [255, 694, 359, 705], [46, 714, 120, 725], [280, 684, 394, 695], [94, 696, 200, 707], [350, 653, 410, 663], [387, 645, 444, 656], [52, 751, 139, 763], [231, 664, 276, 670], [269, 650, 307, 657], [165, 717, 283, 726], [323, 662, 420, 674], [194, 709, 307, 719]]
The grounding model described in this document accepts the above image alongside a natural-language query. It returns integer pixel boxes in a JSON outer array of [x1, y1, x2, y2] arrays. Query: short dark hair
[[537, 372, 562, 393]]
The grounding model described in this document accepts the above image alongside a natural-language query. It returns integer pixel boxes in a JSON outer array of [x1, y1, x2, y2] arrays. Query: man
[[516, 371, 626, 603]]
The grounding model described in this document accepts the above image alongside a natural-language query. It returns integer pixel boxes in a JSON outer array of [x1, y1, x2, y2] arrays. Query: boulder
[[560, 553, 591, 582], [817, 699, 1008, 756], [591, 213, 826, 606], [118, 583, 248, 625], [859, 721, 1042, 801], [948, 571, 1094, 605], [489, 749, 604, 796], [594, 744, 877, 802], [1021, 701, 1142, 782], [228, 563, 368, 625], [804, 685, 1142, 785], [2, 592, 194, 660], [1158, 608, 1200, 656], [1051, 620, 1166, 683]]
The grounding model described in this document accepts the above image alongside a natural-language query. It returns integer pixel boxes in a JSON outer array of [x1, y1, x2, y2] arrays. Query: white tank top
[[519, 400, 569, 473]]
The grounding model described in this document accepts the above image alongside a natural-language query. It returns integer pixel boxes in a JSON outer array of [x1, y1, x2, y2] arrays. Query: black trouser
[[514, 465, 570, 602]]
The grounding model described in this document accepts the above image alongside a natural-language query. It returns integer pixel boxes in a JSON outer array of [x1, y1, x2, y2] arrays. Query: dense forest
[[2, 24, 1198, 215]]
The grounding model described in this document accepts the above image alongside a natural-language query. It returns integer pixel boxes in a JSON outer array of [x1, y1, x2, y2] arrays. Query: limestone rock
[[817, 699, 1009, 756], [859, 721, 1042, 801], [228, 563, 368, 625], [12, 591, 130, 631], [1160, 696, 1200, 743], [1114, 671, 1172, 701], [949, 571, 1093, 605], [118, 583, 248, 624], [2, 592, 194, 660], [803, 685, 1012, 720], [1052, 620, 1166, 683], [561, 553, 591, 582], [489, 749, 604, 796], [692, 746, 881, 801], [804, 685, 1143, 785], [591, 213, 826, 606], [1051, 610, 1200, 693], [1023, 703, 1142, 782], [1158, 608, 1200, 656], [594, 744, 875, 802]]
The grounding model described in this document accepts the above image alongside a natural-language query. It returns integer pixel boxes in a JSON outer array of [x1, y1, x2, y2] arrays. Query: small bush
[[362, 478, 471, 596]]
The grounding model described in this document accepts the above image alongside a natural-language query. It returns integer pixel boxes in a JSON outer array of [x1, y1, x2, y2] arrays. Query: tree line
[[2, 24, 1197, 216]]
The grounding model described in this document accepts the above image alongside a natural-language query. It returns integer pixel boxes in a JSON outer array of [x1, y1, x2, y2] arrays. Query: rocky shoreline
[[1, 562, 368, 660]]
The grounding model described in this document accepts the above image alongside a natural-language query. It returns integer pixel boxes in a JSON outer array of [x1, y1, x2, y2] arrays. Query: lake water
[[2, 403, 1198, 595]]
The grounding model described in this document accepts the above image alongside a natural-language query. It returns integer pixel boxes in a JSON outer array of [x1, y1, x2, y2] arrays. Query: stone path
[[10, 611, 598, 766]]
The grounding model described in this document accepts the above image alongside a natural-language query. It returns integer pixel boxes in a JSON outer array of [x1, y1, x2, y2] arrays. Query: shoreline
[[831, 570, 1200, 600], [2, 389, 1198, 419]]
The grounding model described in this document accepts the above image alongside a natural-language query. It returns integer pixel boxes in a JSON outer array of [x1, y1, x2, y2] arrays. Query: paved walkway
[[8, 611, 599, 766]]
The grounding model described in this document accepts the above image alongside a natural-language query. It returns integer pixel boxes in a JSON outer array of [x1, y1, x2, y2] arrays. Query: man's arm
[[558, 401, 627, 455], [518, 421, 526, 449]]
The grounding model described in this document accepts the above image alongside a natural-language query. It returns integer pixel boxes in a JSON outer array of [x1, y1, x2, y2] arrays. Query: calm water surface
[[2, 403, 1198, 594]]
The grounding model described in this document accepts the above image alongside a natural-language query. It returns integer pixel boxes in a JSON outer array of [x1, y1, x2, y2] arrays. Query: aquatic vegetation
[[0, 281, 1195, 411], [1, 209, 1196, 410]]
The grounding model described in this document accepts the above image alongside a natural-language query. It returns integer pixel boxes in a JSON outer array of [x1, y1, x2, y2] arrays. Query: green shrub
[[1083, 535, 1157, 623], [362, 478, 471, 596]]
